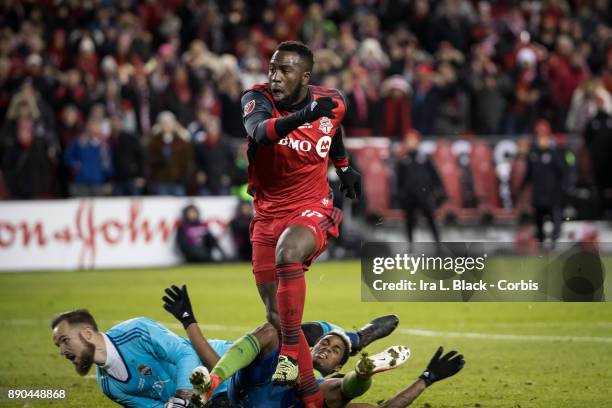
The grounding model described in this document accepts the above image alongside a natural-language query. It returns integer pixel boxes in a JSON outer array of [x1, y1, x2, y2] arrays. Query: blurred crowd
[[0, 0, 611, 203]]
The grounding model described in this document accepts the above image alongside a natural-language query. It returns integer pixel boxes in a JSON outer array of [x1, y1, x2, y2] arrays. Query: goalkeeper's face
[[52, 321, 96, 376], [311, 334, 346, 375], [268, 51, 310, 109]]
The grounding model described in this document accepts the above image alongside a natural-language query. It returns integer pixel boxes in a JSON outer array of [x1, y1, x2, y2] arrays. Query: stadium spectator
[[380, 75, 411, 139], [544, 35, 590, 131], [566, 77, 612, 133], [584, 97, 612, 218], [240, 55, 268, 91], [217, 56, 245, 139], [176, 204, 224, 263], [193, 116, 235, 196], [468, 45, 510, 135], [122, 69, 159, 140], [46, 28, 69, 70], [356, 38, 389, 86], [9, 80, 57, 140], [64, 118, 112, 198], [163, 65, 196, 127], [519, 120, 566, 243], [411, 63, 438, 135], [504, 47, 548, 134], [1, 104, 56, 199], [109, 114, 145, 196], [431, 0, 473, 55], [57, 105, 83, 148], [232, 141, 250, 199], [230, 200, 254, 262], [147, 111, 193, 196], [188, 107, 209, 143], [469, 71, 508, 135], [431, 61, 470, 136], [406, 0, 435, 53], [341, 67, 379, 136], [395, 129, 445, 244], [54, 69, 91, 116], [0, 57, 12, 121], [76, 37, 99, 83], [301, 2, 338, 46]]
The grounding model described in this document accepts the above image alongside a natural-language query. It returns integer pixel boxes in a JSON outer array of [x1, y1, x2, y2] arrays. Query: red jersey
[[241, 83, 347, 218]]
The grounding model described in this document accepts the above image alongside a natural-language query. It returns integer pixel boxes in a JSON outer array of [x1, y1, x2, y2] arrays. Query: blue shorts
[[227, 348, 302, 408]]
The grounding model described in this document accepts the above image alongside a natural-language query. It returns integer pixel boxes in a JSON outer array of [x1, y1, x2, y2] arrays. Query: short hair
[[51, 309, 98, 331], [318, 330, 351, 367], [276, 41, 314, 72]]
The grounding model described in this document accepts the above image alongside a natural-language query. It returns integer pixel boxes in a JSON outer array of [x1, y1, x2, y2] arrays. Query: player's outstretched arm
[[342, 347, 465, 408], [369, 379, 427, 408], [162, 285, 221, 369], [319, 377, 425, 408], [242, 91, 337, 145]]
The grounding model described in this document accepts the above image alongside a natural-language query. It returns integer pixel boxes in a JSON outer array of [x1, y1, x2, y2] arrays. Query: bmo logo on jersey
[[278, 137, 313, 153], [316, 136, 332, 158], [278, 136, 332, 159]]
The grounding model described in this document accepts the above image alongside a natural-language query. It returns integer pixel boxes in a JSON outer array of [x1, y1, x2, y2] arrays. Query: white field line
[[450, 321, 612, 329], [399, 328, 612, 344], [4, 319, 612, 344]]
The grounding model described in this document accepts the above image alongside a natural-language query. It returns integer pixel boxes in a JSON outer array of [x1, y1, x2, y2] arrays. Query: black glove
[[336, 166, 362, 199], [419, 346, 465, 386], [301, 96, 338, 122], [162, 284, 197, 329], [164, 396, 191, 408]]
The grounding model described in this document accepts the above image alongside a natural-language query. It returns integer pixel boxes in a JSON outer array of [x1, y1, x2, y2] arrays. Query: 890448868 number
[[3, 388, 67, 400]]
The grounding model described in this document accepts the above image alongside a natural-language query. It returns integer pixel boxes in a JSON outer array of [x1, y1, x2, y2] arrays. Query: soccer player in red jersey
[[239, 41, 361, 405]]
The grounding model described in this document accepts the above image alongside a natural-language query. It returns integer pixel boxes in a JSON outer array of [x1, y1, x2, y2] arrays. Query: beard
[[276, 84, 303, 111], [75, 335, 96, 376]]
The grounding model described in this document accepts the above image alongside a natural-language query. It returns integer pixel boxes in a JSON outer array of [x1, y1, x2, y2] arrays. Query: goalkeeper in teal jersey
[[51, 310, 232, 407]]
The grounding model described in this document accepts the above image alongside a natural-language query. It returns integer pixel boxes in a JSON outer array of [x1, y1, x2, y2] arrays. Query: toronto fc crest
[[318, 117, 333, 135]]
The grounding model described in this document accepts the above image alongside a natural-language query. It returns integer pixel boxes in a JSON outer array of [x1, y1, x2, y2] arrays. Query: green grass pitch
[[0, 260, 611, 407]]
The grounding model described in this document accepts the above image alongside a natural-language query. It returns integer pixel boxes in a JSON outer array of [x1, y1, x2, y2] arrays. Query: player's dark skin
[[258, 50, 319, 330]]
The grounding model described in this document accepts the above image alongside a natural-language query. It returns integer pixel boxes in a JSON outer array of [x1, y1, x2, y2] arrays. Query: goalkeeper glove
[[164, 396, 191, 408], [300, 96, 338, 123], [419, 346, 465, 386], [336, 166, 362, 199], [162, 284, 197, 329]]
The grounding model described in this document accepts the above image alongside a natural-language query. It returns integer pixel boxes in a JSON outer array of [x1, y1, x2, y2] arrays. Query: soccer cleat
[[271, 355, 299, 386], [355, 345, 411, 376], [352, 314, 399, 355], [190, 366, 221, 407]]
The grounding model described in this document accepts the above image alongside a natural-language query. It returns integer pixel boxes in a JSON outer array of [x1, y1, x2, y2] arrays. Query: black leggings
[[534, 205, 562, 242], [403, 204, 440, 243]]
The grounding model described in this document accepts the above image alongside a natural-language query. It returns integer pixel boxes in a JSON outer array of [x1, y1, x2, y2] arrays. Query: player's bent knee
[[275, 245, 305, 265], [253, 322, 276, 341], [252, 322, 279, 355]]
